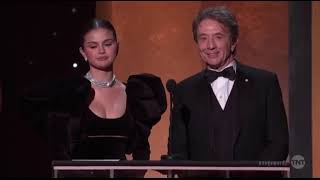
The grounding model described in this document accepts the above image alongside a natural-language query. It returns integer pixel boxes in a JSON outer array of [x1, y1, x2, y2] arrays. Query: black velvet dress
[[71, 107, 134, 160], [22, 73, 167, 178], [56, 106, 136, 178]]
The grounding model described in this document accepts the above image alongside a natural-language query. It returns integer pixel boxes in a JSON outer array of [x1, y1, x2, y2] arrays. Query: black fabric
[[205, 66, 236, 83], [208, 83, 238, 161], [71, 107, 133, 160], [127, 73, 167, 128], [22, 73, 167, 178], [180, 80, 240, 178], [48, 76, 91, 115], [169, 60, 289, 163], [177, 83, 240, 178]]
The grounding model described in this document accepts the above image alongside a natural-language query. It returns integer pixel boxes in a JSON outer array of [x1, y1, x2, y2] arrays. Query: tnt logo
[[291, 155, 305, 169]]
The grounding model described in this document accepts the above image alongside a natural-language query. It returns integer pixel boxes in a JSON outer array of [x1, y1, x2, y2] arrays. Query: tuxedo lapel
[[194, 70, 213, 121], [232, 62, 253, 148], [192, 70, 214, 143]]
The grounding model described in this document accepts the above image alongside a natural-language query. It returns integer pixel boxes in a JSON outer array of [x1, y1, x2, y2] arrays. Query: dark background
[[2, 2, 95, 177]]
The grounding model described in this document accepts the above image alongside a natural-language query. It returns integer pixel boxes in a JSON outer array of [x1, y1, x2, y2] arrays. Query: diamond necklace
[[84, 72, 116, 88]]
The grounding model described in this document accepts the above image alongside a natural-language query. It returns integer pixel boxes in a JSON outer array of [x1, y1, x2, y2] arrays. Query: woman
[[47, 19, 167, 177]]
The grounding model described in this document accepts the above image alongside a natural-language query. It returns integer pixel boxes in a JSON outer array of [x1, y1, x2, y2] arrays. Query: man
[[168, 6, 289, 177]]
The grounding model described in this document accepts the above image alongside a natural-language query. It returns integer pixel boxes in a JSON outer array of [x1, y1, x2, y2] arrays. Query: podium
[[52, 160, 290, 178]]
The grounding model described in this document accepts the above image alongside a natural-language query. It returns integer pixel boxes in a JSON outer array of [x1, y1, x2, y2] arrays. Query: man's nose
[[207, 39, 216, 49]]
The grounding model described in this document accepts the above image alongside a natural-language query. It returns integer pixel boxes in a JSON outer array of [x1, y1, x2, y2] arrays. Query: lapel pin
[[245, 78, 248, 82]]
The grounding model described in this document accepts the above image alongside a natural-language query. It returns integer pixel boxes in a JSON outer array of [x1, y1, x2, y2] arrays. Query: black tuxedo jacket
[[169, 62, 289, 161]]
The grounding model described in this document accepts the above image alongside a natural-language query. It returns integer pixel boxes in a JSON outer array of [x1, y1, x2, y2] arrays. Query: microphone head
[[166, 79, 176, 93]]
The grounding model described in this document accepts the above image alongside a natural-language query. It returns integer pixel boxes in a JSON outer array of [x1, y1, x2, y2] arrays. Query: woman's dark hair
[[80, 18, 117, 47]]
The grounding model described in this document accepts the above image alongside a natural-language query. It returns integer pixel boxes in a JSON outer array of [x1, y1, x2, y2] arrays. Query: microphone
[[166, 79, 176, 113], [166, 79, 176, 94]]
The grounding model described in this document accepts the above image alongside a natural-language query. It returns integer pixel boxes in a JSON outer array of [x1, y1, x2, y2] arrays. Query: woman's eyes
[[88, 43, 112, 48]]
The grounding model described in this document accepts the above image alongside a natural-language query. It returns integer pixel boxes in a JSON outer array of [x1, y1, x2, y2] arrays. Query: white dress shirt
[[208, 61, 237, 110]]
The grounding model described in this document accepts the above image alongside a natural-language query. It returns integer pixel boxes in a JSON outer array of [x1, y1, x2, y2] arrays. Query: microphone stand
[[168, 88, 173, 158], [160, 79, 176, 177]]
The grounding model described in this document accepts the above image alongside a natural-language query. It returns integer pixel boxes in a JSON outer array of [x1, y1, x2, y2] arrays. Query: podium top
[[52, 160, 290, 167]]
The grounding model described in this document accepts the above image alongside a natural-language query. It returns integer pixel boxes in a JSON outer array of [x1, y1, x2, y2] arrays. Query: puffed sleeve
[[48, 77, 91, 115], [46, 77, 91, 160], [126, 73, 167, 160]]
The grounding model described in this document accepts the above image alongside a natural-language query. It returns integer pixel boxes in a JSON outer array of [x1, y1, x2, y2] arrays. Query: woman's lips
[[96, 57, 108, 61]]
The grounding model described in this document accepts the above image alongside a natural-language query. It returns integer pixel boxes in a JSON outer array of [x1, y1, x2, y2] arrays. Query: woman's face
[[80, 27, 118, 71]]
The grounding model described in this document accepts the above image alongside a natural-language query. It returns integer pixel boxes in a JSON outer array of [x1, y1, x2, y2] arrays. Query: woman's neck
[[89, 69, 114, 82]]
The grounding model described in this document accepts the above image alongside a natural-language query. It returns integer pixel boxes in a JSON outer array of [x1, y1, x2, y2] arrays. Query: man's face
[[197, 19, 237, 70]]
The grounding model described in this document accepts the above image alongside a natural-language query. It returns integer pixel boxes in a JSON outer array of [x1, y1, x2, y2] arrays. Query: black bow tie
[[205, 66, 236, 83]]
